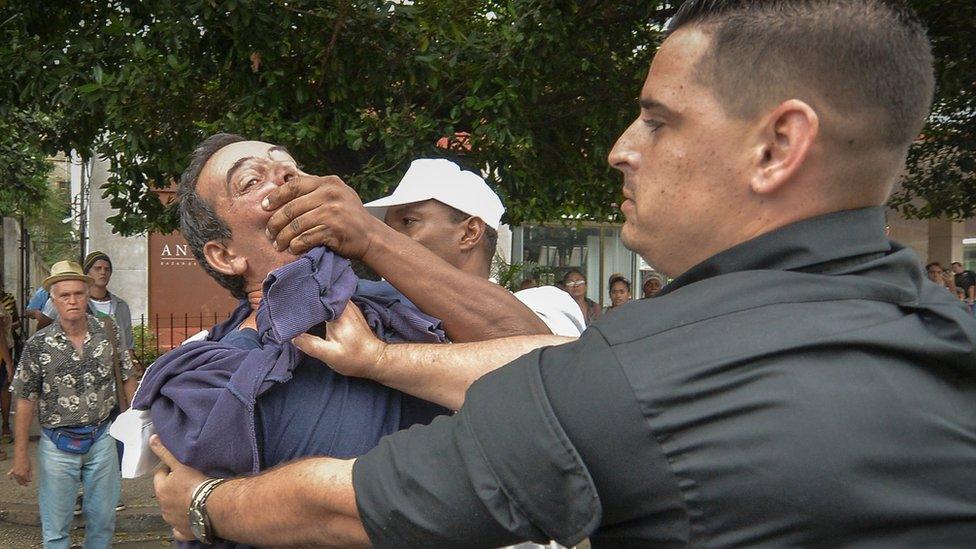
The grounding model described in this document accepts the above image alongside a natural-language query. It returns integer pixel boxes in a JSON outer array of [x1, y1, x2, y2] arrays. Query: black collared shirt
[[353, 207, 976, 547]]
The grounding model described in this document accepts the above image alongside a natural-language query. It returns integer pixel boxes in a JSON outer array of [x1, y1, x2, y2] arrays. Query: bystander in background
[[950, 262, 975, 304], [926, 262, 958, 295], [641, 273, 665, 298], [561, 269, 601, 325], [604, 273, 632, 313], [0, 280, 19, 446]]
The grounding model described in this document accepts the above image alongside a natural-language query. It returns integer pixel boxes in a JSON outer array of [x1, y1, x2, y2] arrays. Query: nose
[[270, 163, 298, 187], [608, 118, 640, 172]]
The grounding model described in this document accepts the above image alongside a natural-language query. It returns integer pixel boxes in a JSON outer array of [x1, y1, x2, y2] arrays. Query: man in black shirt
[[151, 0, 976, 546], [951, 261, 975, 303]]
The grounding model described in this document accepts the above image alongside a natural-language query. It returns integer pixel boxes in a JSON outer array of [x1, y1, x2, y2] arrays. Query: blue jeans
[[38, 424, 120, 549]]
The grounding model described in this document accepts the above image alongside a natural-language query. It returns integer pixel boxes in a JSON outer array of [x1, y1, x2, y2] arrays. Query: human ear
[[458, 217, 486, 252], [750, 99, 819, 195], [202, 241, 248, 277]]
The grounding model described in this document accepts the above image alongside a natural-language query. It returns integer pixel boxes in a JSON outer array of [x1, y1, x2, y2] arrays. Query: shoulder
[[24, 325, 56, 351], [514, 286, 586, 337], [513, 285, 577, 312]]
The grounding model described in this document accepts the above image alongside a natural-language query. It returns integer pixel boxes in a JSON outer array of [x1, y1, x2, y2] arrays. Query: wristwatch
[[188, 477, 230, 545]]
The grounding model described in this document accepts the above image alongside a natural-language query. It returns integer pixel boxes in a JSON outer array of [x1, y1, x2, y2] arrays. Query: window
[[514, 223, 637, 306]]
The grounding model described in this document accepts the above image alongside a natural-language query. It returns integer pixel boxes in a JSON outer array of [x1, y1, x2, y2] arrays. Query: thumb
[[292, 332, 333, 358], [149, 434, 180, 469]]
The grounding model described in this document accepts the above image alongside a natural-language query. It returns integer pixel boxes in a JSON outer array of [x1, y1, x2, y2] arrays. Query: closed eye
[[643, 119, 664, 132]]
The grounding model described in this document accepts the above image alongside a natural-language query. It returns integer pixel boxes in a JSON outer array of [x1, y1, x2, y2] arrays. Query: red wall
[[148, 190, 238, 349]]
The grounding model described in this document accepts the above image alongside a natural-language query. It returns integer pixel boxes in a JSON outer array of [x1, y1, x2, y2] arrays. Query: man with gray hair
[[8, 260, 136, 548]]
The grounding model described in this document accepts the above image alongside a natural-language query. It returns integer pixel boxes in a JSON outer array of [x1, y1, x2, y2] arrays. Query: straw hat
[[43, 260, 94, 291]]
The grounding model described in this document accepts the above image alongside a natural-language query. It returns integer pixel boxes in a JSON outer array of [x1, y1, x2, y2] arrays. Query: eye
[[402, 217, 417, 227], [643, 119, 664, 132], [240, 177, 260, 191], [283, 173, 295, 183]]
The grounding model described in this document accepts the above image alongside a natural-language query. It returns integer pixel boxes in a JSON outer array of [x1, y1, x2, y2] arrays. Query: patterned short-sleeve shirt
[[10, 314, 134, 428]]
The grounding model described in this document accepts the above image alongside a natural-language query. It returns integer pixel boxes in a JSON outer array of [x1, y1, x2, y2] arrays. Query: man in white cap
[[263, 158, 585, 410], [7, 260, 136, 549]]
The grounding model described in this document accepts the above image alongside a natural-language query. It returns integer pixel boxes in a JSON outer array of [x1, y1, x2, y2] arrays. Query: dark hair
[[667, 0, 934, 149], [562, 269, 585, 284], [445, 205, 498, 264], [178, 133, 248, 299], [951, 261, 963, 268], [609, 274, 631, 292], [925, 262, 943, 271], [83, 251, 112, 274]]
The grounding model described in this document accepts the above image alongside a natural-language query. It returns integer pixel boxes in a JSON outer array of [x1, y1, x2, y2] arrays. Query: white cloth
[[89, 298, 114, 317], [513, 286, 585, 337], [109, 408, 159, 478], [110, 329, 210, 478]]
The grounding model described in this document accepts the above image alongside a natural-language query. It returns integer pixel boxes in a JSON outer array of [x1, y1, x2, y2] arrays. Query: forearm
[[208, 457, 367, 547], [0, 339, 11, 370], [13, 398, 35, 457], [374, 335, 572, 410], [123, 378, 137, 410], [363, 232, 549, 342]]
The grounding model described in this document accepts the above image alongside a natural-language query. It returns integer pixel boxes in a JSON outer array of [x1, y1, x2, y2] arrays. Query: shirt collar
[[660, 207, 890, 296], [49, 314, 99, 342]]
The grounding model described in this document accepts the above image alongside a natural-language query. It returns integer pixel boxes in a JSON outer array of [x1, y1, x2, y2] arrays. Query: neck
[[245, 287, 263, 311], [453, 254, 491, 280], [90, 286, 109, 300], [59, 316, 88, 338]]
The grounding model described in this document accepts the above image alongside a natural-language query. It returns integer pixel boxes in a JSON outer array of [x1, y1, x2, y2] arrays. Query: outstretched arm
[[151, 436, 366, 547], [294, 303, 572, 410], [263, 175, 549, 342]]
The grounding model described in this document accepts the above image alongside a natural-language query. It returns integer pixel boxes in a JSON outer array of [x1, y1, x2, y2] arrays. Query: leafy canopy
[[1, 0, 661, 234], [1, 0, 972, 235]]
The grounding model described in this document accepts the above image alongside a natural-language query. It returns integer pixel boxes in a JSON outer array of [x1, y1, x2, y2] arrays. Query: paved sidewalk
[[1, 432, 171, 548]]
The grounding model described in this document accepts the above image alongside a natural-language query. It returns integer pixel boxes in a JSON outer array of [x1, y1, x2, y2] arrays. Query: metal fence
[[134, 312, 234, 365]]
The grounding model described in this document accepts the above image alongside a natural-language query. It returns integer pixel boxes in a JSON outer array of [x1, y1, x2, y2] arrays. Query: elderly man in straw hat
[[6, 260, 137, 549]]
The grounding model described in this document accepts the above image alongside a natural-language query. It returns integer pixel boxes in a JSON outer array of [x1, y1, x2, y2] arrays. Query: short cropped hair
[[445, 205, 498, 264], [178, 133, 248, 299], [668, 0, 934, 149]]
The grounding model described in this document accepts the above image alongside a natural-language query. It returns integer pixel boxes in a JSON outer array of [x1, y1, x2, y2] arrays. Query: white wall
[[85, 156, 149, 320]]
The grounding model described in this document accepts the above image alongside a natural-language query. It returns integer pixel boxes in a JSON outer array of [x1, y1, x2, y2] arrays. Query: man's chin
[[620, 222, 640, 253]]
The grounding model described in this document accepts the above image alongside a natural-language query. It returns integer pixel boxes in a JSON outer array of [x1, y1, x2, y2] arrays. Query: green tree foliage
[[889, 0, 976, 220], [0, 109, 79, 264], [0, 110, 55, 218], [0, 1, 972, 234], [1, 0, 663, 234]]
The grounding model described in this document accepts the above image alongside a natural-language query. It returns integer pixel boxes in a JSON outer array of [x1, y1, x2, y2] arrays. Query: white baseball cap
[[363, 158, 505, 230]]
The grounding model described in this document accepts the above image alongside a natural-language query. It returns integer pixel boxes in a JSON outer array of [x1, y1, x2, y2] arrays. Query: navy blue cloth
[[218, 281, 450, 469], [133, 246, 448, 477], [220, 328, 261, 351], [133, 248, 449, 549]]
